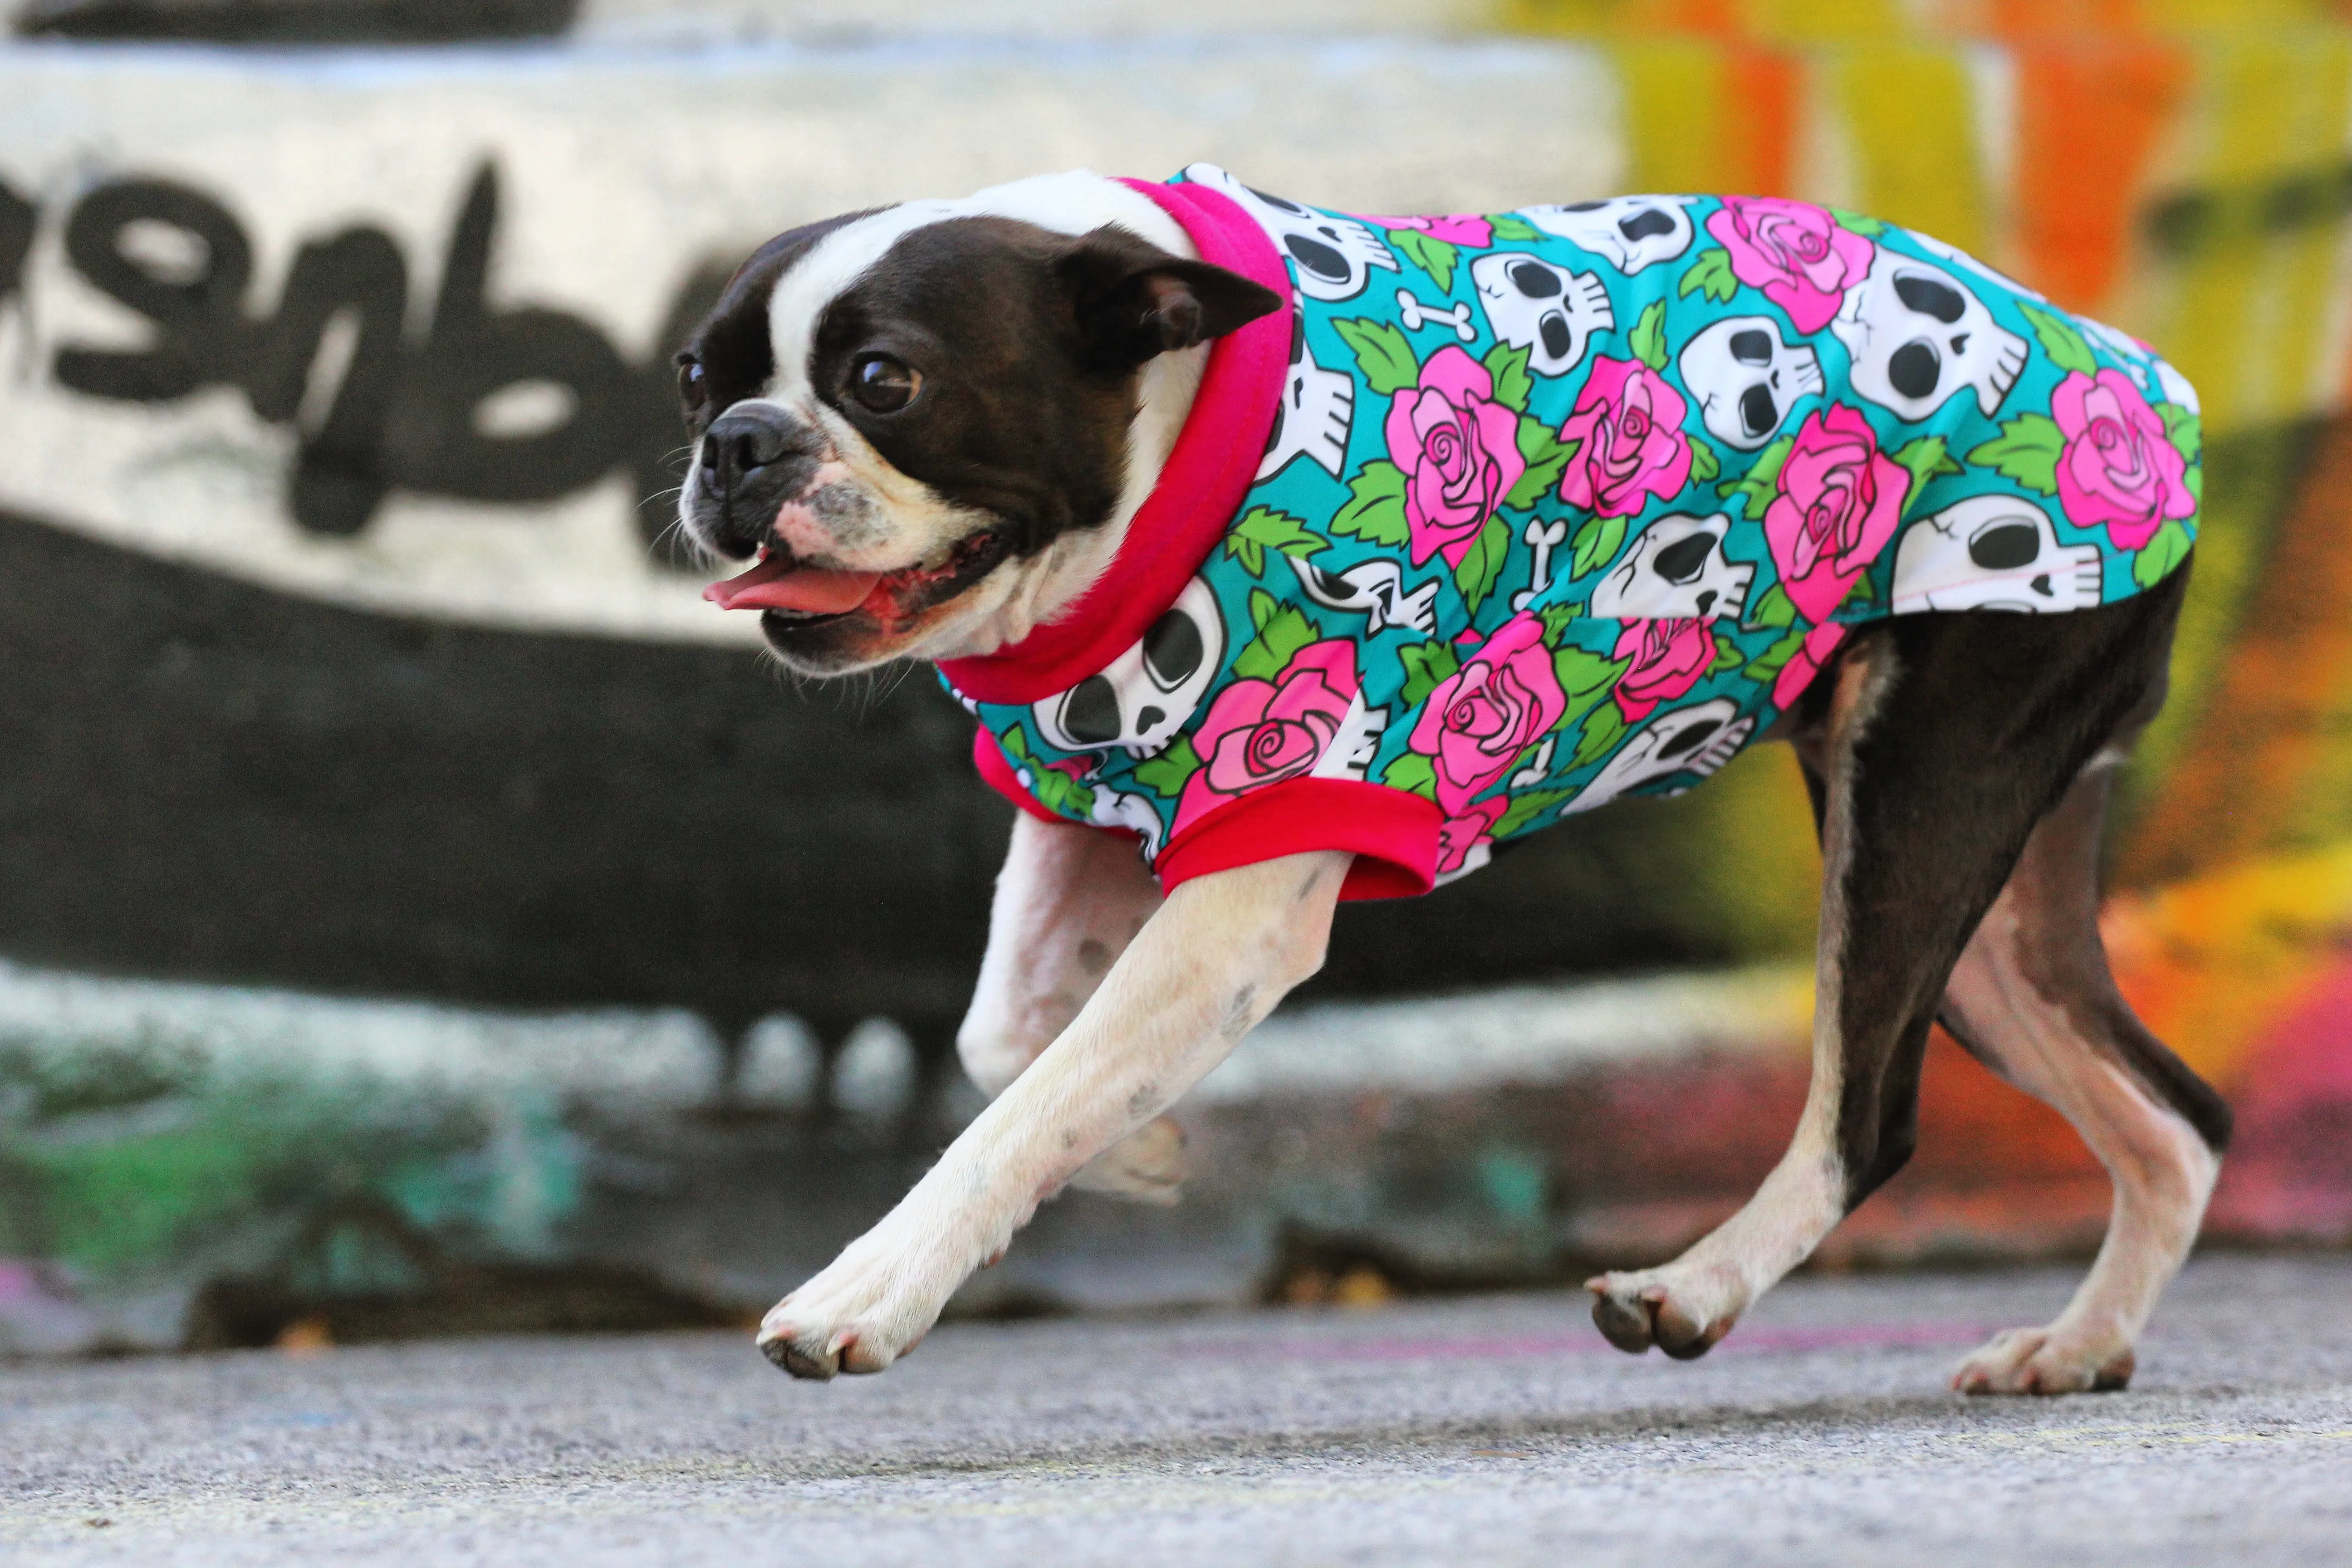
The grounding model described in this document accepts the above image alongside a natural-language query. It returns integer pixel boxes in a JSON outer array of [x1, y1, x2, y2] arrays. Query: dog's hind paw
[[1068, 1114, 1187, 1205], [1585, 1267, 1742, 1361], [1953, 1326, 2134, 1396]]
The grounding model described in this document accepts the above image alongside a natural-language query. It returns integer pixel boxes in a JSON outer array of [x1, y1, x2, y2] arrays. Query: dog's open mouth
[[702, 531, 1007, 627]]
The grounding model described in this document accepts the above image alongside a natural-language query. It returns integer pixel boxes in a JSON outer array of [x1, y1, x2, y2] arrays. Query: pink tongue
[[703, 555, 885, 615]]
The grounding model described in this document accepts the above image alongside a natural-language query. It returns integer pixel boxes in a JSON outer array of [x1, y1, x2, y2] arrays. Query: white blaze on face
[[1892, 495, 2104, 614], [1470, 252, 1613, 377], [1676, 315, 1822, 451], [1831, 251, 2028, 422], [1588, 513, 1755, 622]]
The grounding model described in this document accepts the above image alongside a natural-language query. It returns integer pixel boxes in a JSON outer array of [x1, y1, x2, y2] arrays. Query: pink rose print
[[1763, 405, 1907, 624], [1611, 617, 1714, 723], [1384, 345, 1527, 568], [1174, 640, 1358, 833], [2050, 368, 2195, 551], [1771, 621, 1849, 710], [1704, 197, 1875, 336], [1363, 213, 1495, 249], [1407, 612, 1567, 815], [1435, 797, 1510, 877], [1557, 357, 1693, 519]]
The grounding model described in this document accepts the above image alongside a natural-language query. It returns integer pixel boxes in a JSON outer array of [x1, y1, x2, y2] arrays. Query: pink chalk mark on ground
[[1203, 1321, 1994, 1365]]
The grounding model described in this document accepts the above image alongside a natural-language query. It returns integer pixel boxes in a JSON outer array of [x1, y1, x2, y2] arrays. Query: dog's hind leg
[[1941, 741, 2230, 1394], [1588, 573, 2200, 1368]]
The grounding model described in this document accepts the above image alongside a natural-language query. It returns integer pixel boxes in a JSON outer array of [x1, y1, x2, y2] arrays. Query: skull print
[[1831, 251, 2028, 421], [1676, 315, 1823, 451], [1565, 699, 1755, 814], [1470, 252, 1614, 376], [1259, 304, 1356, 481], [1034, 575, 1226, 757], [1587, 514, 1755, 622], [1181, 163, 1397, 302], [1289, 555, 1441, 637], [1519, 196, 1696, 273], [1891, 495, 2104, 614]]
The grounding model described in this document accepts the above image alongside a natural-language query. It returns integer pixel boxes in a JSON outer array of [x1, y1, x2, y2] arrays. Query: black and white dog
[[673, 172, 2228, 1396]]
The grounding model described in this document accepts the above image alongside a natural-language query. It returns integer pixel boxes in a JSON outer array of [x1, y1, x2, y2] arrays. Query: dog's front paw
[[1585, 1265, 1744, 1360], [756, 1240, 948, 1381], [1067, 1114, 1187, 1205], [1953, 1325, 2134, 1396]]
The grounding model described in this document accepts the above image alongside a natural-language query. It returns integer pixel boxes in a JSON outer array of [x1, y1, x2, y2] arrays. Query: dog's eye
[[676, 358, 706, 409], [849, 354, 921, 413]]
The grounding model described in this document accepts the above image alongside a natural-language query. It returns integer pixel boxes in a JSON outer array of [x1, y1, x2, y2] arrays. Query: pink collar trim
[[936, 178, 1290, 706]]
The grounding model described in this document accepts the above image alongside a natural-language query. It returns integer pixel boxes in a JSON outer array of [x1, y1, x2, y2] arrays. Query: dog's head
[[676, 174, 1283, 674]]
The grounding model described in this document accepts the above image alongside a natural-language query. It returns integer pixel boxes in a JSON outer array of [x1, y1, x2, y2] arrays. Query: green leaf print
[[1455, 514, 1513, 616], [1225, 505, 1328, 577], [1688, 441, 1720, 484], [2019, 302, 2100, 379], [1483, 341, 1535, 414], [1382, 752, 1440, 801], [1333, 318, 1422, 396], [1965, 414, 2066, 496], [1828, 206, 1887, 237], [2158, 401, 2201, 467], [1570, 515, 1627, 578], [1743, 627, 1808, 684], [2133, 519, 2193, 591], [1132, 735, 1201, 797], [1332, 459, 1412, 546], [1388, 228, 1460, 294], [1232, 602, 1323, 682], [1709, 630, 1744, 674], [1725, 432, 1795, 516], [1398, 638, 1462, 706], [1568, 701, 1627, 769], [1550, 647, 1628, 736], [1492, 788, 1577, 840], [1248, 586, 1280, 633], [1508, 418, 1577, 510], [1889, 435, 1965, 512], [1489, 213, 1543, 243], [1538, 602, 1582, 646], [1677, 246, 1738, 304], [999, 724, 1095, 818], [1628, 299, 1670, 372], [1748, 582, 1797, 630]]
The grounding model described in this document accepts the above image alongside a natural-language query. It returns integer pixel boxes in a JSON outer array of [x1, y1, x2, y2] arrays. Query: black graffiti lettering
[[0, 176, 33, 310], [48, 160, 731, 551], [253, 228, 408, 535]]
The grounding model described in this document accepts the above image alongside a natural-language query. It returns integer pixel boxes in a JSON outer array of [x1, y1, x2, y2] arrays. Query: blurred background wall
[[0, 0, 2346, 1353]]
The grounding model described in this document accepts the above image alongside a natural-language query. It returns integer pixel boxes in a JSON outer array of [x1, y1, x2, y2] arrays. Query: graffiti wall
[[0, 1, 2347, 1351]]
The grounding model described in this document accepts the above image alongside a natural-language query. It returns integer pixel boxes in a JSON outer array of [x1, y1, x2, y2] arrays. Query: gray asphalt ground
[[4, 1254, 2350, 1567]]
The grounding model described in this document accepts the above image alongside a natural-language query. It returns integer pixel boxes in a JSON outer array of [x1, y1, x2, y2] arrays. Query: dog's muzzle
[[695, 402, 824, 559]]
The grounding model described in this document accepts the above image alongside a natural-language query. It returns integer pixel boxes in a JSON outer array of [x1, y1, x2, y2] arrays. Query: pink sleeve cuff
[[1155, 778, 1442, 902]]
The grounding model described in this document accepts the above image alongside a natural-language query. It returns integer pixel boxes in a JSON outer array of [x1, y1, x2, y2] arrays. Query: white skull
[[1587, 513, 1755, 622], [1566, 698, 1755, 814], [1904, 230, 2047, 303], [1289, 554, 1440, 637], [1259, 304, 1356, 480], [1891, 495, 2104, 614], [1033, 575, 1226, 757], [1676, 315, 1823, 451], [1470, 252, 1614, 376], [1831, 252, 2028, 421], [1181, 163, 1396, 302], [1519, 196, 1696, 273]]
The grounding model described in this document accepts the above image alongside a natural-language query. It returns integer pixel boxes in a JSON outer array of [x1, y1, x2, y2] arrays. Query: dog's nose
[[703, 403, 815, 491]]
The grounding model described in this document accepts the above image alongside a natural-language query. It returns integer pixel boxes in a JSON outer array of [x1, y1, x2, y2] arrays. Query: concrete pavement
[[4, 1253, 2351, 1566]]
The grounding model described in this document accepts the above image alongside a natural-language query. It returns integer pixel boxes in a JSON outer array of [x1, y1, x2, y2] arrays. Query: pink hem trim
[[1156, 779, 1441, 902], [936, 178, 1291, 706]]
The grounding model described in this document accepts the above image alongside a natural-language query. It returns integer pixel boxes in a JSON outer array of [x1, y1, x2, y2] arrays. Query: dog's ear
[[1057, 225, 1284, 371]]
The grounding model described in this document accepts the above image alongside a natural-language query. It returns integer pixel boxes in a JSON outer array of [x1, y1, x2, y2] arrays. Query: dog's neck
[[894, 172, 1213, 664]]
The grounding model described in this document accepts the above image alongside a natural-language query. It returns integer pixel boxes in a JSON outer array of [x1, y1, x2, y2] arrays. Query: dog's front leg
[[758, 849, 1349, 1379], [956, 815, 1186, 1201]]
